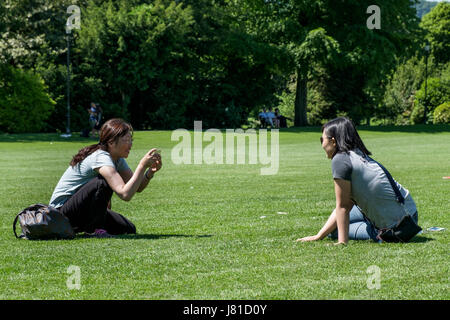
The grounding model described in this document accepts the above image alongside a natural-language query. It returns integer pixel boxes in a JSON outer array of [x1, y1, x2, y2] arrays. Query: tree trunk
[[294, 69, 308, 126]]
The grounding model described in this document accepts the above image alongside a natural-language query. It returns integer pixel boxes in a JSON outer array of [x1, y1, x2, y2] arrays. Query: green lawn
[[0, 125, 449, 299]]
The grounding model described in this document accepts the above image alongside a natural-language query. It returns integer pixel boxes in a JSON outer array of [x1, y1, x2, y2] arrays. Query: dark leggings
[[59, 175, 136, 235]]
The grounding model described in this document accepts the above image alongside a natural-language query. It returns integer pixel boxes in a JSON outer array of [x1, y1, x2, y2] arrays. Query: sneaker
[[86, 228, 114, 238]]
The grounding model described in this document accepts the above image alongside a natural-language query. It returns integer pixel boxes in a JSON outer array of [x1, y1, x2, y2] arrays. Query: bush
[[0, 66, 55, 133], [433, 102, 450, 124], [413, 77, 450, 123], [410, 103, 425, 124], [275, 90, 295, 127], [382, 56, 426, 125]]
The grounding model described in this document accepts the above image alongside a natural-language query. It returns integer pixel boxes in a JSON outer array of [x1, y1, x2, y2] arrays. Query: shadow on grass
[[1, 124, 448, 143], [116, 233, 213, 240], [0, 132, 96, 143], [356, 124, 450, 134], [408, 235, 434, 243], [77, 233, 213, 240], [280, 124, 450, 134]]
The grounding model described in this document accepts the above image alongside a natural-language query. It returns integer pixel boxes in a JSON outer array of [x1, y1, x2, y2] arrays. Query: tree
[[382, 56, 426, 124], [380, 2, 450, 125], [0, 65, 55, 133], [420, 2, 450, 65], [412, 72, 450, 123], [182, 0, 287, 128], [0, 0, 88, 69], [74, 0, 196, 129], [74, 0, 286, 129], [288, 28, 340, 126], [0, 0, 90, 132], [228, 0, 420, 126]]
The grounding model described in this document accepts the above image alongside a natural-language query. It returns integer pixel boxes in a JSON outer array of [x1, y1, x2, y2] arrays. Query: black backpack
[[13, 204, 75, 240]]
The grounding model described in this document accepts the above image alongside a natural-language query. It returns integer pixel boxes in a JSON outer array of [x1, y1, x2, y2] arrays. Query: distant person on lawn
[[88, 102, 102, 138], [297, 117, 419, 245], [265, 107, 276, 127], [258, 108, 268, 128], [49, 118, 162, 237]]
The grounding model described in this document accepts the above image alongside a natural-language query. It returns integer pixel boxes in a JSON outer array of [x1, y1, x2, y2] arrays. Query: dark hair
[[70, 118, 133, 167], [321, 117, 371, 157]]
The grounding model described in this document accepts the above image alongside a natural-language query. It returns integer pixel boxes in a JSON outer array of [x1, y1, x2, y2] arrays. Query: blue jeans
[[328, 206, 419, 242]]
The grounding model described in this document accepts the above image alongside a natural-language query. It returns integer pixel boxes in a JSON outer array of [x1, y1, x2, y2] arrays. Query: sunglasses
[[320, 136, 333, 144]]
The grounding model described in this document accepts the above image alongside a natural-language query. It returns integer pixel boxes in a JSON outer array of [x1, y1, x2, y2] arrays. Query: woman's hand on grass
[[296, 235, 320, 242]]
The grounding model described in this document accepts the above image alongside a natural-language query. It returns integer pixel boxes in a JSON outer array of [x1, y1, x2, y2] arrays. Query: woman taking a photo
[[50, 118, 162, 237], [297, 117, 419, 245]]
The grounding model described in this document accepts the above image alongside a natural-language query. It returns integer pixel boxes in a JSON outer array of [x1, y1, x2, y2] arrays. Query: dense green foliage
[[0, 65, 55, 133], [0, 0, 88, 132], [74, 0, 285, 130], [383, 2, 450, 125], [412, 76, 450, 123], [228, 0, 421, 126], [420, 2, 450, 65], [433, 101, 450, 124], [382, 57, 425, 124], [0, 0, 449, 132]]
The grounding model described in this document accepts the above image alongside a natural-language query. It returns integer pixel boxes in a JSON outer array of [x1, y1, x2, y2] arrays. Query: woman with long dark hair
[[297, 117, 419, 244], [50, 118, 162, 237]]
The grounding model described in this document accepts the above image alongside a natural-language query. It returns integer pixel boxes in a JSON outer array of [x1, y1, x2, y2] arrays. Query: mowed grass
[[0, 125, 449, 300]]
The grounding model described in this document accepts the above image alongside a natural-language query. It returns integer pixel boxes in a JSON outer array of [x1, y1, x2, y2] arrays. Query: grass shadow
[[408, 235, 435, 243], [281, 124, 450, 134], [356, 124, 450, 134], [97, 233, 213, 240], [0, 132, 96, 143], [1, 124, 448, 143]]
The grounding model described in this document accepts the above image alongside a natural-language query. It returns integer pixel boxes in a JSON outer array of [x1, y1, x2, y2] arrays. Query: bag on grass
[[377, 214, 422, 243], [13, 203, 75, 240]]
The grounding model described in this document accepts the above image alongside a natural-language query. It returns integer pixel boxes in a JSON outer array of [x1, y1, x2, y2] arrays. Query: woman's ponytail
[[70, 143, 105, 167]]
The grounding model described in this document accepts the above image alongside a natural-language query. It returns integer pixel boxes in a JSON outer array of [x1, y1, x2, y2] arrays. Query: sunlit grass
[[0, 125, 448, 299]]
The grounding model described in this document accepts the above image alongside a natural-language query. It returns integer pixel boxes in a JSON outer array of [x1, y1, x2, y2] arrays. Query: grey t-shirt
[[331, 149, 417, 229], [49, 149, 130, 208]]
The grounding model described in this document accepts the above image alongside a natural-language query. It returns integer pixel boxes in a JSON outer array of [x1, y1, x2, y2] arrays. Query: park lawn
[[0, 125, 448, 300]]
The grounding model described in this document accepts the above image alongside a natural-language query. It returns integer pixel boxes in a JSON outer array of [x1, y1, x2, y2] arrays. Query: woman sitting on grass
[[297, 117, 419, 245], [49, 118, 162, 237]]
